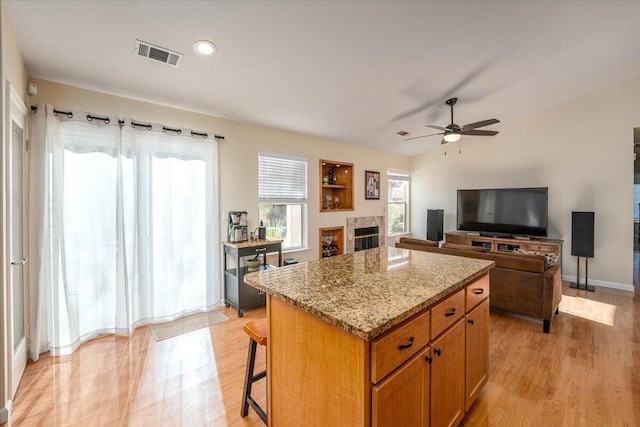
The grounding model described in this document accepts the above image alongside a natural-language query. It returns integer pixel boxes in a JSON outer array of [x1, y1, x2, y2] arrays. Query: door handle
[[398, 336, 415, 350], [11, 257, 28, 266]]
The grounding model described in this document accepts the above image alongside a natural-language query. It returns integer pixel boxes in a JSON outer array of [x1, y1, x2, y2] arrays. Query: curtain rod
[[30, 105, 225, 140]]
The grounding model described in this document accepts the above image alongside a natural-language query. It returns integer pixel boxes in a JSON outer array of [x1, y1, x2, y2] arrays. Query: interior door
[[8, 83, 27, 399]]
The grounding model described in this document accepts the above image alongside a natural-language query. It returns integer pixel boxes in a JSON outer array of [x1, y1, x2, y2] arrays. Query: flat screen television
[[457, 187, 548, 237]]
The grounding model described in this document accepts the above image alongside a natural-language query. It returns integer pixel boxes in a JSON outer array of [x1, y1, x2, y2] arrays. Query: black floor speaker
[[571, 211, 595, 292], [571, 211, 594, 258], [427, 209, 444, 242]]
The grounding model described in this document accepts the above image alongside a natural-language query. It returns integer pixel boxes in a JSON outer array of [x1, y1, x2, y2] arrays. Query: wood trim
[[319, 226, 344, 258], [320, 159, 354, 212]]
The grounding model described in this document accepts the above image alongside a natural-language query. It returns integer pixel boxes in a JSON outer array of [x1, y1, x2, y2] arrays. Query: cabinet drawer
[[431, 289, 464, 339], [371, 310, 430, 384], [525, 242, 557, 253], [446, 235, 467, 245], [240, 243, 280, 257], [466, 274, 490, 312]]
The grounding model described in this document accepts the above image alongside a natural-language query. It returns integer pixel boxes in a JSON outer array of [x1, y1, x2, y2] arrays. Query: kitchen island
[[245, 246, 494, 426]]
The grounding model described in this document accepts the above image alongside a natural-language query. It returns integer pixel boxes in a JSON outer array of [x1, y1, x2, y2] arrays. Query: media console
[[444, 231, 562, 257]]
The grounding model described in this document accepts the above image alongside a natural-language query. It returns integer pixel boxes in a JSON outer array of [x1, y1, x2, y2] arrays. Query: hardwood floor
[[8, 282, 640, 426], [9, 306, 268, 426]]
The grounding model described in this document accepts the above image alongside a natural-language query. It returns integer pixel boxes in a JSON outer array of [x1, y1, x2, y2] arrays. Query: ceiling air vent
[[134, 40, 183, 68]]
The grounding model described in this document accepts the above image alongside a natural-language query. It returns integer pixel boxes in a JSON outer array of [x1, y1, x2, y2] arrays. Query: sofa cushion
[[441, 243, 489, 253], [398, 237, 438, 247]]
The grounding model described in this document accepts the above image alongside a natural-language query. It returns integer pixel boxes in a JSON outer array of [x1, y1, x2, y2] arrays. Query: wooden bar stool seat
[[241, 318, 268, 424]]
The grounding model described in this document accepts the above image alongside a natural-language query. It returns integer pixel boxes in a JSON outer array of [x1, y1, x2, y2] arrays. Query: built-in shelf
[[319, 226, 344, 258], [320, 160, 353, 212]]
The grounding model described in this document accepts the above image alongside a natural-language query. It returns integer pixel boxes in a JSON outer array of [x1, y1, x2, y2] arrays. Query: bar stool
[[241, 318, 268, 424]]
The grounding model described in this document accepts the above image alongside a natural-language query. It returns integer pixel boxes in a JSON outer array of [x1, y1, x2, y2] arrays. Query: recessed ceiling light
[[193, 40, 216, 56]]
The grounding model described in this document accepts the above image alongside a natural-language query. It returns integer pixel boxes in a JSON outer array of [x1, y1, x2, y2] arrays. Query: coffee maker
[[228, 211, 248, 242]]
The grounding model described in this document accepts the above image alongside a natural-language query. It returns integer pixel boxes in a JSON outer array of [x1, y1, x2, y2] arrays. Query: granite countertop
[[244, 246, 494, 340], [222, 239, 283, 249]]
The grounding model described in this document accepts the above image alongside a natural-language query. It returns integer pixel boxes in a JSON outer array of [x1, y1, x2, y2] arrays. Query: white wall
[[29, 79, 411, 265], [411, 73, 639, 291]]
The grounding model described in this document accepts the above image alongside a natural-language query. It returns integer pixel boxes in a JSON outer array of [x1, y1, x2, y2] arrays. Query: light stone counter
[[244, 246, 494, 340], [221, 239, 283, 249]]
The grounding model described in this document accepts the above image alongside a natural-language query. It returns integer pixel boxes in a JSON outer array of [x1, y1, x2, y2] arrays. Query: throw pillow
[[515, 248, 559, 269]]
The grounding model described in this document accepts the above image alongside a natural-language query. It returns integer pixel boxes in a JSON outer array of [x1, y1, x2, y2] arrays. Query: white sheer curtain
[[28, 105, 220, 360]]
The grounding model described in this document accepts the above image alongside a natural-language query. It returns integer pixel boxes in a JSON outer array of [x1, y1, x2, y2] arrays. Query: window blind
[[259, 152, 307, 203], [388, 171, 409, 182]]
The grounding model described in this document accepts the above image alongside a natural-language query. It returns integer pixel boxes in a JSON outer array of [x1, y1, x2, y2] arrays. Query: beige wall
[[29, 79, 411, 263], [411, 73, 639, 291], [1, 0, 29, 420]]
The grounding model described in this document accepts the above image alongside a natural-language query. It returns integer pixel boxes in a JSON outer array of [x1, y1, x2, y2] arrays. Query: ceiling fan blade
[[425, 125, 447, 131], [462, 129, 499, 136], [405, 132, 444, 141], [462, 119, 500, 131]]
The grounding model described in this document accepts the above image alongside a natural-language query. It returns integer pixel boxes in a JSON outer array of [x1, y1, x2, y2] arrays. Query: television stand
[[479, 231, 512, 239], [445, 231, 562, 257]]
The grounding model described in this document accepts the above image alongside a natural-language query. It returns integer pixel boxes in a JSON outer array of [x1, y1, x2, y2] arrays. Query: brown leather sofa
[[395, 237, 562, 333]]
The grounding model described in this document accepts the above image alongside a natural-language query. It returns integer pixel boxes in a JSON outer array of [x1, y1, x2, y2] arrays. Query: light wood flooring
[[8, 280, 640, 426]]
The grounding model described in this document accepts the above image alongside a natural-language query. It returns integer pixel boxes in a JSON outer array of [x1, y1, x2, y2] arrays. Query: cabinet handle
[[425, 355, 432, 364], [473, 288, 484, 295], [468, 319, 474, 325], [444, 308, 456, 317], [255, 248, 267, 252], [434, 348, 441, 356], [398, 336, 415, 350]]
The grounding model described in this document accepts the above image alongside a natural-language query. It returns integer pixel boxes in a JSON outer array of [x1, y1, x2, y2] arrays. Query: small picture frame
[[365, 170, 380, 200]]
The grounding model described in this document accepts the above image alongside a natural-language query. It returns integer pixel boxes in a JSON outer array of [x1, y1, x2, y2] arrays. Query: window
[[259, 152, 307, 250], [388, 171, 409, 234]]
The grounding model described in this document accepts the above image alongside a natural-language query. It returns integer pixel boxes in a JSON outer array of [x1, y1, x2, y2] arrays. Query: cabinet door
[[372, 347, 430, 427], [431, 320, 465, 427], [238, 269, 263, 308], [465, 298, 489, 411]]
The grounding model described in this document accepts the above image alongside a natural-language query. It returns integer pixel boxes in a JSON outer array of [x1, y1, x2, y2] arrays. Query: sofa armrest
[[542, 262, 562, 322]]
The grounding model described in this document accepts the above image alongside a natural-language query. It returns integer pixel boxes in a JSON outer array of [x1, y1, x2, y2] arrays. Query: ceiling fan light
[[444, 133, 461, 143]]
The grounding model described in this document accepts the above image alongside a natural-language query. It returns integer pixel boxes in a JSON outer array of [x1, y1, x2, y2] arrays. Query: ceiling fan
[[406, 97, 499, 145]]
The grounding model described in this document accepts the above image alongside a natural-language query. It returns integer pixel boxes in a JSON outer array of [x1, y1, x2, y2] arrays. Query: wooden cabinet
[[430, 320, 465, 427], [465, 274, 489, 311], [444, 234, 467, 245], [372, 347, 430, 427], [266, 272, 491, 426], [320, 159, 353, 212], [371, 310, 430, 383], [465, 298, 489, 411], [444, 232, 562, 255], [431, 289, 464, 338]]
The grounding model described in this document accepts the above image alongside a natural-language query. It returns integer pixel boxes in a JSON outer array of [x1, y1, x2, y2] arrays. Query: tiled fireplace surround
[[346, 216, 385, 253]]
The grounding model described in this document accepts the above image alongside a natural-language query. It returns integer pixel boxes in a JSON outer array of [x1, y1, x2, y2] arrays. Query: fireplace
[[346, 216, 385, 253], [354, 226, 379, 251]]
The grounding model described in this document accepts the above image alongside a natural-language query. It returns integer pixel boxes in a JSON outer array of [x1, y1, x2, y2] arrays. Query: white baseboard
[[561, 274, 635, 293], [0, 399, 11, 424]]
